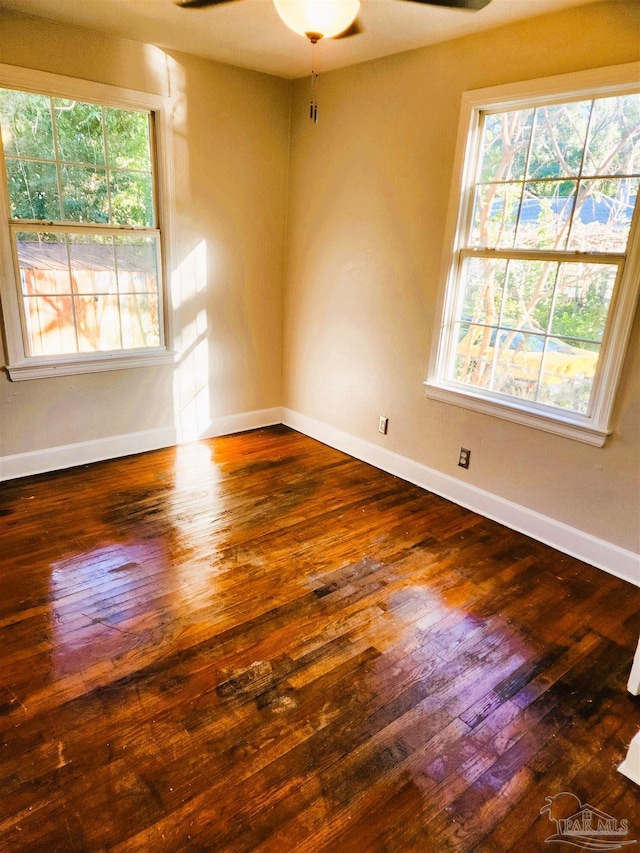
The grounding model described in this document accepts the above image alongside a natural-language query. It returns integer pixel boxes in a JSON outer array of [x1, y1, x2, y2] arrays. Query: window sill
[[6, 350, 178, 381], [423, 381, 610, 447]]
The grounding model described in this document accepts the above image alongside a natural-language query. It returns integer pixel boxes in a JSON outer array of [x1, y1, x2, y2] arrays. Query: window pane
[[105, 107, 151, 170], [110, 171, 153, 226], [585, 94, 640, 176], [120, 294, 160, 348], [15, 232, 71, 295], [115, 236, 159, 293], [526, 101, 590, 179], [67, 234, 117, 295], [538, 339, 600, 414], [75, 294, 122, 352], [568, 178, 639, 253], [0, 90, 54, 160], [514, 180, 576, 249], [479, 109, 533, 182], [550, 262, 617, 343], [501, 259, 558, 331], [471, 182, 522, 248], [5, 159, 61, 220], [23, 295, 77, 356], [61, 165, 109, 223], [490, 331, 543, 401], [454, 323, 496, 388], [54, 99, 105, 166], [458, 256, 506, 325]]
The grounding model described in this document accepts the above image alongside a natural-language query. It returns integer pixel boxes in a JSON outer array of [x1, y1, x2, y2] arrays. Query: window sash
[[2, 94, 156, 228], [441, 252, 624, 417], [9, 222, 165, 358]]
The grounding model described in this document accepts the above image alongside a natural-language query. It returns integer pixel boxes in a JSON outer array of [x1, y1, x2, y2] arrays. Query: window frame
[[425, 63, 640, 447], [0, 64, 176, 380]]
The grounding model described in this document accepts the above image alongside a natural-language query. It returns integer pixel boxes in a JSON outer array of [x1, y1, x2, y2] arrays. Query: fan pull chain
[[310, 38, 319, 123]]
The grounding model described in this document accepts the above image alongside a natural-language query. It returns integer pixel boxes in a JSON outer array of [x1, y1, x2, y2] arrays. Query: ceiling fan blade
[[400, 0, 492, 9], [174, 0, 238, 8], [332, 18, 364, 39]]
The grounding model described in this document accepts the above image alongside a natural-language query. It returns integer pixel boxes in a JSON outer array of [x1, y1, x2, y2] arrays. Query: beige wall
[[0, 12, 290, 453], [284, 0, 640, 553]]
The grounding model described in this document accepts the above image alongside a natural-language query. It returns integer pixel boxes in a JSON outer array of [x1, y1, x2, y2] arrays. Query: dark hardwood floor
[[0, 425, 638, 852]]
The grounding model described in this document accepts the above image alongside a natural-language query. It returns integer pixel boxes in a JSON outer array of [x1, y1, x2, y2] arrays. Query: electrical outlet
[[378, 416, 388, 435], [458, 447, 471, 469]]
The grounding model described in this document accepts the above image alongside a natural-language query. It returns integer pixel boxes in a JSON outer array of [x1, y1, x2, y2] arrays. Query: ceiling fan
[[174, 0, 492, 121], [174, 0, 492, 42]]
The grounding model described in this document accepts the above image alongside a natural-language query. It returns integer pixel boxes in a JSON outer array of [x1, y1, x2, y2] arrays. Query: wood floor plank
[[0, 425, 638, 852]]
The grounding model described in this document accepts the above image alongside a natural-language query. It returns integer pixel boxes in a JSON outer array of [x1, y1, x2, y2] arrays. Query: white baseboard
[[0, 407, 282, 481], [197, 407, 282, 441], [3, 406, 637, 587], [282, 408, 640, 588]]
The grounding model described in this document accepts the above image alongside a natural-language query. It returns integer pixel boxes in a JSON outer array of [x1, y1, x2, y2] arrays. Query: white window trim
[[425, 62, 640, 448], [0, 64, 177, 380]]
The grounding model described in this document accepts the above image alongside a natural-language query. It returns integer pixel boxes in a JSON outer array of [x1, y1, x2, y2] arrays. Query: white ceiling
[[0, 0, 603, 79]]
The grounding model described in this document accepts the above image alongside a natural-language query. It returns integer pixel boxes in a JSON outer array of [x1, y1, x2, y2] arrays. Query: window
[[426, 66, 640, 446], [0, 66, 174, 379]]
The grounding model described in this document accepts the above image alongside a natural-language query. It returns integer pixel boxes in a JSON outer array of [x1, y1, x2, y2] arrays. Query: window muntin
[[436, 89, 639, 427], [0, 85, 165, 364]]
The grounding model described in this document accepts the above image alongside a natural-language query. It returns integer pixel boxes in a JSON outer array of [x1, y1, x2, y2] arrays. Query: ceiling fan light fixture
[[273, 0, 360, 40]]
